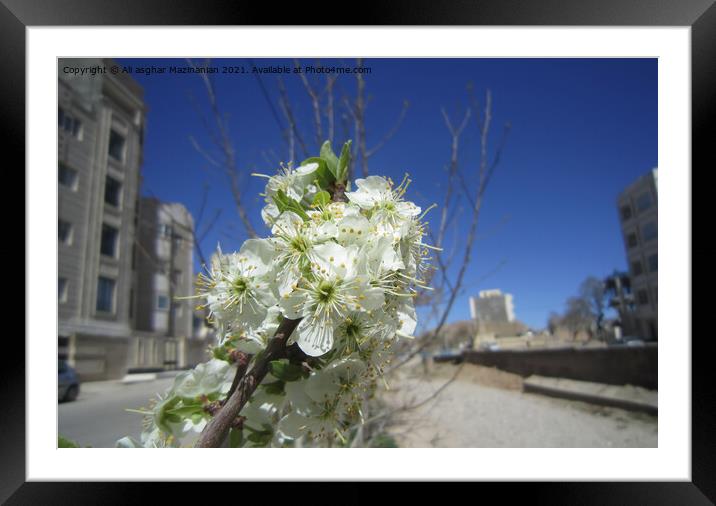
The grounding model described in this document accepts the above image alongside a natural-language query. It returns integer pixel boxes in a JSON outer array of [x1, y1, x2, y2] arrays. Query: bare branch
[[294, 59, 323, 147], [195, 317, 302, 447], [365, 99, 410, 158], [277, 76, 310, 159], [324, 75, 337, 144], [187, 59, 258, 239], [437, 107, 471, 249], [391, 88, 508, 371], [355, 59, 368, 177]]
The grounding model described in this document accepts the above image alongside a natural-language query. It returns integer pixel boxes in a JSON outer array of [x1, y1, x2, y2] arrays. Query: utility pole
[[167, 219, 177, 340]]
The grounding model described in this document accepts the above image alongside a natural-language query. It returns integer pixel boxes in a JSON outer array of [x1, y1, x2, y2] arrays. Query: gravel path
[[381, 362, 658, 448]]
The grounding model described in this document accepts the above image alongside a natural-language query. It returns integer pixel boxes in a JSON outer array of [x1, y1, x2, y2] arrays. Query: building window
[[648, 253, 658, 272], [108, 130, 126, 162], [631, 260, 643, 277], [158, 223, 172, 239], [104, 176, 122, 207], [100, 224, 119, 257], [641, 221, 657, 242], [627, 232, 639, 249], [620, 205, 632, 221], [96, 276, 115, 313], [157, 294, 170, 311], [636, 191, 653, 213], [58, 277, 68, 303], [58, 219, 73, 245], [58, 107, 82, 139], [637, 289, 649, 306], [58, 163, 78, 189]]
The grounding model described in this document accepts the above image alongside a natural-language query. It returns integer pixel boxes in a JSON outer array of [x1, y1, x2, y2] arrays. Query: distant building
[[617, 168, 658, 340], [133, 198, 203, 370], [469, 290, 524, 338], [58, 58, 146, 380], [58, 59, 209, 380], [469, 289, 516, 323]]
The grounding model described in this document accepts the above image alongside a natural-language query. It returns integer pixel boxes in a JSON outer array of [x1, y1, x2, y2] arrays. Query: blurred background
[[57, 57, 657, 447]]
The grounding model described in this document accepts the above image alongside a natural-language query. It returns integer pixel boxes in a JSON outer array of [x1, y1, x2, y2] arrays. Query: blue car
[[58, 360, 80, 402]]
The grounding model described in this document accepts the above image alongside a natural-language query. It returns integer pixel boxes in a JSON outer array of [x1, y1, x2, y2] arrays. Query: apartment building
[[617, 168, 658, 340], [133, 198, 203, 370], [58, 59, 209, 380], [468, 289, 525, 337], [58, 58, 145, 380]]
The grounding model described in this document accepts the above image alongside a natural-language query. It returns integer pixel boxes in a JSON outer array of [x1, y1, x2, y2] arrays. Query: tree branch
[[195, 317, 301, 448]]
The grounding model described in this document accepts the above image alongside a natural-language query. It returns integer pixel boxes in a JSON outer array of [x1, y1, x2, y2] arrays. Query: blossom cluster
[[117, 141, 432, 448]]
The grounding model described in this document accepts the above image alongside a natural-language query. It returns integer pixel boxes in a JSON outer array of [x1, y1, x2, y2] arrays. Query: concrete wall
[[72, 334, 130, 382], [463, 344, 657, 389]]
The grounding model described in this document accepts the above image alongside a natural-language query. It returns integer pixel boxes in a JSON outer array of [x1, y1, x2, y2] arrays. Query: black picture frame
[[7, 0, 710, 502]]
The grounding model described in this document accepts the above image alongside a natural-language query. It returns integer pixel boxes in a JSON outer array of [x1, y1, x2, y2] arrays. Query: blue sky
[[117, 58, 657, 330]]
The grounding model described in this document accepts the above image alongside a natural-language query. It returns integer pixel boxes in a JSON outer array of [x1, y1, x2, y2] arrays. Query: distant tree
[[547, 312, 561, 335], [562, 296, 593, 340], [579, 276, 607, 340]]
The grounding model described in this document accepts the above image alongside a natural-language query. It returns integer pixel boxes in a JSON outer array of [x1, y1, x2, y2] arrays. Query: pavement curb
[[121, 373, 158, 383], [523, 375, 658, 415]]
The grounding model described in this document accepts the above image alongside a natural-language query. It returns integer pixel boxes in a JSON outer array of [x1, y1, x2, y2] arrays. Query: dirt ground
[[379, 359, 658, 448]]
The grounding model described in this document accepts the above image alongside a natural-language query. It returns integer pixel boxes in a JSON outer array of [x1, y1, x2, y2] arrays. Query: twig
[[186, 59, 259, 239], [365, 100, 410, 158], [277, 76, 309, 159], [390, 89, 508, 371], [294, 59, 323, 147]]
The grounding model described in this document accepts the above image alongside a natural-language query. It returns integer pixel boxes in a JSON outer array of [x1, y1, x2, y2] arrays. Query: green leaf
[[272, 190, 310, 221], [337, 140, 352, 182], [301, 157, 334, 190], [166, 403, 203, 419], [229, 428, 244, 448], [261, 379, 286, 396], [246, 432, 272, 446], [245, 424, 274, 446], [58, 435, 80, 448], [269, 359, 306, 382], [312, 191, 331, 207], [320, 140, 339, 178], [211, 345, 229, 362], [370, 433, 399, 448]]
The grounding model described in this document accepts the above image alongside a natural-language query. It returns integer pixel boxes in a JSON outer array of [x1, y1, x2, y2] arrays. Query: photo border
[[8, 0, 711, 502]]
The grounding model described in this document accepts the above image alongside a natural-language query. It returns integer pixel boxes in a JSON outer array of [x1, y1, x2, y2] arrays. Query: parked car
[[610, 336, 646, 347], [58, 360, 80, 402], [479, 342, 501, 351]]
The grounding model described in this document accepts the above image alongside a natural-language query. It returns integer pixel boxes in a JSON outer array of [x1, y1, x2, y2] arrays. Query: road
[[59, 363, 658, 448], [58, 376, 175, 448]]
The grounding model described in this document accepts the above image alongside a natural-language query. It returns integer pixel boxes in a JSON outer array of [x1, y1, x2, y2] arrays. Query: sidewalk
[[79, 369, 184, 392], [382, 362, 657, 447]]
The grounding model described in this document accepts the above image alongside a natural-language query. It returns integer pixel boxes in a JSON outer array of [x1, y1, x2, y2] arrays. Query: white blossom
[[119, 141, 434, 448]]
